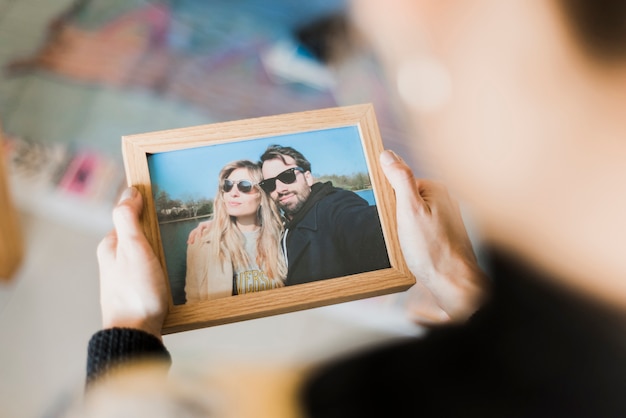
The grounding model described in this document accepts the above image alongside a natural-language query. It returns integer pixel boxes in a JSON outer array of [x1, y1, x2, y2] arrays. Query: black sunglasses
[[259, 167, 305, 193], [222, 179, 257, 194]]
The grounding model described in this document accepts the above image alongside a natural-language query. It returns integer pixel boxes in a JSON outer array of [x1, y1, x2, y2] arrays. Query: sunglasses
[[259, 167, 305, 193], [222, 179, 257, 194]]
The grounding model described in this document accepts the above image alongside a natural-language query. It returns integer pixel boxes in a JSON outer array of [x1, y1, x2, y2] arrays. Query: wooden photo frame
[[122, 103, 414, 334]]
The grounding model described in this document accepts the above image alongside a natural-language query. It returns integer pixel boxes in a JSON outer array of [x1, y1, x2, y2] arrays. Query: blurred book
[[2, 134, 124, 234]]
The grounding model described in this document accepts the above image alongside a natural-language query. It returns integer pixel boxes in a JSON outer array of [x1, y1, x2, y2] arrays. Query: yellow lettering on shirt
[[235, 269, 280, 294]]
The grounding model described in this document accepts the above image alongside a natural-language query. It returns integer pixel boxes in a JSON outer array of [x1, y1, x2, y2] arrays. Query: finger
[[187, 230, 196, 245], [379, 150, 413, 184], [112, 187, 145, 241], [380, 150, 427, 211]]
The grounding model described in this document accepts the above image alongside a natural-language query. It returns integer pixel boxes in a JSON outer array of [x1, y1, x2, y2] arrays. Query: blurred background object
[[0, 0, 412, 234], [0, 122, 23, 281]]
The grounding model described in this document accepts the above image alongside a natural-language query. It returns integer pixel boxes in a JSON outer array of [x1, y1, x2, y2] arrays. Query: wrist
[[102, 316, 164, 341], [432, 254, 490, 322]]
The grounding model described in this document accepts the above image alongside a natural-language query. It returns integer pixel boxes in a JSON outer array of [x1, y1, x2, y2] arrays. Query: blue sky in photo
[[148, 125, 370, 201]]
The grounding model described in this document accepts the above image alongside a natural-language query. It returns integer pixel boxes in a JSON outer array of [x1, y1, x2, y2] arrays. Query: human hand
[[380, 150, 489, 325], [96, 187, 169, 339], [187, 220, 212, 245]]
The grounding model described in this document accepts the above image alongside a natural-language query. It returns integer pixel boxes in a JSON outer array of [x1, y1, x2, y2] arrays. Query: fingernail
[[118, 187, 137, 203], [380, 150, 400, 166]]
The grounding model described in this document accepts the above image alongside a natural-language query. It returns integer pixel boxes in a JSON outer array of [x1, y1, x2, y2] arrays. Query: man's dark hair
[[259, 145, 312, 173]]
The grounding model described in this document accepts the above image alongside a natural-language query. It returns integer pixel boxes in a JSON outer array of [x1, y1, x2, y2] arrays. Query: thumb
[[379, 150, 425, 207], [112, 187, 145, 240]]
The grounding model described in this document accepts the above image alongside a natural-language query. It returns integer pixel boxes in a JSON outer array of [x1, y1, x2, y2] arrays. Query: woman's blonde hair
[[208, 160, 287, 284]]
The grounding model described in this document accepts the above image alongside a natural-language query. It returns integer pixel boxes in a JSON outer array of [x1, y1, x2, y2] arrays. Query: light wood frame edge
[[122, 103, 415, 334]]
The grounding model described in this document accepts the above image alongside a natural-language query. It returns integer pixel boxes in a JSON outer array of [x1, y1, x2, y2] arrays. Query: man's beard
[[278, 192, 307, 218]]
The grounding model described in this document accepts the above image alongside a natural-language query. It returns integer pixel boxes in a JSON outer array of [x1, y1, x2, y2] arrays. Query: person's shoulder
[[320, 189, 373, 216], [301, 321, 499, 416], [200, 219, 214, 232], [319, 186, 365, 204]]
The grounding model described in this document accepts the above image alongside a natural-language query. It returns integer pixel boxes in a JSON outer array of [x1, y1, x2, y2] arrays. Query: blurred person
[[81, 0, 626, 416], [185, 159, 286, 301], [301, 0, 626, 416]]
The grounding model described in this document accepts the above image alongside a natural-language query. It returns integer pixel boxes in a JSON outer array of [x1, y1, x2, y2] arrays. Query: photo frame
[[122, 103, 415, 334]]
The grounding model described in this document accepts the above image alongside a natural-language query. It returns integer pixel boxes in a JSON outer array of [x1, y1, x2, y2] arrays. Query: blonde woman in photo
[[185, 159, 286, 302]]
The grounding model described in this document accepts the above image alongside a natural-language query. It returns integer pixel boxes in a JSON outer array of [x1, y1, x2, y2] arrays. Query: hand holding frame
[[380, 150, 489, 324]]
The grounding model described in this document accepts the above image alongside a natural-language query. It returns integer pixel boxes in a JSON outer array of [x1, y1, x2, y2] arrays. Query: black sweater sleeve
[[86, 327, 172, 386]]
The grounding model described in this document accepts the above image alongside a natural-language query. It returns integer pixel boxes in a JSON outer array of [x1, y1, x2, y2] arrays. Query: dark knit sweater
[[86, 327, 171, 386], [301, 249, 626, 417]]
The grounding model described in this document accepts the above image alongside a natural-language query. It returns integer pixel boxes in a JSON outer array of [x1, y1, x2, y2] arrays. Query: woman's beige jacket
[[185, 225, 233, 302]]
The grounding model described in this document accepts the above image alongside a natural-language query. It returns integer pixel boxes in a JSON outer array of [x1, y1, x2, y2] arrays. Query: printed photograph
[[147, 126, 390, 306]]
